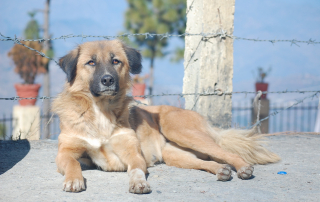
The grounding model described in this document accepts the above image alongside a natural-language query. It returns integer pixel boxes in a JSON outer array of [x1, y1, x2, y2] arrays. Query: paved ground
[[0, 135, 319, 202]]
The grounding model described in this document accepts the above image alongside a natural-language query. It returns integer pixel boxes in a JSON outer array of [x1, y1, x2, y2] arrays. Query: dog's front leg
[[56, 144, 86, 192], [110, 129, 151, 194]]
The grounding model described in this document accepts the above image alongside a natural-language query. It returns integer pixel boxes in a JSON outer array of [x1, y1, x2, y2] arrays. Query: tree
[[124, 0, 186, 103]]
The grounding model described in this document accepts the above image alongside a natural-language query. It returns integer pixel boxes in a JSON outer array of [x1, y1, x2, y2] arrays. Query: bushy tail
[[211, 127, 281, 165]]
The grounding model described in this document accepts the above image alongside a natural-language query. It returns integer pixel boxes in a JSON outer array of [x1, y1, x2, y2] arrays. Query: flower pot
[[255, 82, 268, 99], [14, 84, 41, 106], [132, 83, 146, 100]]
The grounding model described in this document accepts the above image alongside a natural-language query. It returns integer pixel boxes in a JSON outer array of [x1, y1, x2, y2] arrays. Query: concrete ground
[[0, 135, 319, 202]]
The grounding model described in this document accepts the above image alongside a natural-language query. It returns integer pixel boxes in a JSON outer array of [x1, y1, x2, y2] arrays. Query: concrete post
[[12, 106, 40, 140], [315, 98, 320, 132], [183, 0, 235, 128], [43, 0, 51, 139]]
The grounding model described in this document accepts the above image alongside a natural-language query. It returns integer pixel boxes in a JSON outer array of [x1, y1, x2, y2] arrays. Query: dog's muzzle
[[90, 73, 118, 97]]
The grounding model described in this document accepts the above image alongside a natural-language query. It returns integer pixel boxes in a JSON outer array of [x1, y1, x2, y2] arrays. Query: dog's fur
[[52, 40, 280, 194]]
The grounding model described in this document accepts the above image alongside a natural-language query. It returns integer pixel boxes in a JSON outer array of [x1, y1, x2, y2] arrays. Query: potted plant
[[132, 75, 148, 100], [7, 12, 48, 106], [254, 66, 271, 99]]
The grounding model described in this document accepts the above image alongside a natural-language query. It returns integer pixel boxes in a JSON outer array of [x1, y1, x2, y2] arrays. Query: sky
[[0, 0, 320, 115]]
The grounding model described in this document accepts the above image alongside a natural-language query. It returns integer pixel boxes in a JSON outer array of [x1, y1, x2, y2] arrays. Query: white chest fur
[[76, 132, 127, 171], [75, 103, 127, 171], [77, 135, 105, 148], [92, 103, 116, 137]]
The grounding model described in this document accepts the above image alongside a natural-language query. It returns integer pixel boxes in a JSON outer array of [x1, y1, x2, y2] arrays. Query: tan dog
[[52, 40, 280, 194]]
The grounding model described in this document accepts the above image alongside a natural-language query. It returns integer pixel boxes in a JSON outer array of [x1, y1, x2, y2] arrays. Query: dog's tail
[[209, 126, 281, 165]]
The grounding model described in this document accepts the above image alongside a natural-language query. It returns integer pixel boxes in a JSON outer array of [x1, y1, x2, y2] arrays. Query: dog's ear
[[59, 48, 79, 83], [124, 46, 142, 74]]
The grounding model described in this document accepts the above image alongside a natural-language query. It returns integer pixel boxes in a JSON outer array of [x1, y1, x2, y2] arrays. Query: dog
[[52, 40, 280, 194]]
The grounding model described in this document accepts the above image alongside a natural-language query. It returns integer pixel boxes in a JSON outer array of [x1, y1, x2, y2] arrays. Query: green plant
[[0, 123, 6, 140], [255, 66, 272, 83]]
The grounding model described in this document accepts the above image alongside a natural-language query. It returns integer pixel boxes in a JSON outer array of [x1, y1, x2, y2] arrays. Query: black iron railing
[[0, 101, 318, 140]]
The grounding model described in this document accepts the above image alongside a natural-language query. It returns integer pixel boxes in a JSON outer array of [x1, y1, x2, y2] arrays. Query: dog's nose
[[101, 75, 115, 87]]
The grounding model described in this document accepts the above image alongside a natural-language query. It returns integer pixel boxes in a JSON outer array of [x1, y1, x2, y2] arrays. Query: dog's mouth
[[90, 89, 117, 97], [100, 89, 117, 96]]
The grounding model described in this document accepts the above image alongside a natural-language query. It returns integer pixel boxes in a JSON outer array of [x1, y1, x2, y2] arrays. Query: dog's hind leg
[[157, 107, 254, 179], [162, 142, 232, 181], [160, 127, 253, 180]]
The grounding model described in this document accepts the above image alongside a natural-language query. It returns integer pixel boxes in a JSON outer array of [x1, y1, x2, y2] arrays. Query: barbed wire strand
[[1, 32, 319, 45], [1, 90, 319, 101], [1, 32, 319, 66]]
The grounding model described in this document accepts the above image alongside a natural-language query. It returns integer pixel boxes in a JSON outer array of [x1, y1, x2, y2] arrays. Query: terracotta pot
[[14, 84, 41, 106], [132, 83, 146, 100], [255, 82, 268, 99]]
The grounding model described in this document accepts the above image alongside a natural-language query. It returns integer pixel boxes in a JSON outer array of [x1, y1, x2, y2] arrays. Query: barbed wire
[[0, 90, 319, 101], [1, 31, 319, 66]]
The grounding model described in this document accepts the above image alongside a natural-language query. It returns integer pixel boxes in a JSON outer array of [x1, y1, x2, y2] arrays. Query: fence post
[[315, 98, 320, 132], [43, 0, 51, 139], [12, 106, 40, 140], [183, 0, 235, 128]]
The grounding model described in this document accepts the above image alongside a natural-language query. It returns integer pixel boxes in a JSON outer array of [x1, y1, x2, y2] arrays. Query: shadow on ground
[[0, 139, 30, 175]]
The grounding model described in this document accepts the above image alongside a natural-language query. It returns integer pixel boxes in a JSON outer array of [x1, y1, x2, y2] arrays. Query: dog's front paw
[[63, 177, 86, 192], [129, 179, 151, 194], [217, 164, 232, 181], [237, 165, 254, 180], [129, 168, 151, 194]]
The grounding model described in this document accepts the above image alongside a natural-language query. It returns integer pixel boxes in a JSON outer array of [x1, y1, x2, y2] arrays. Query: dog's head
[[59, 40, 142, 97]]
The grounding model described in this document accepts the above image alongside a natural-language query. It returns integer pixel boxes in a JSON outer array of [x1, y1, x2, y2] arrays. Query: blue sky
[[0, 0, 320, 115]]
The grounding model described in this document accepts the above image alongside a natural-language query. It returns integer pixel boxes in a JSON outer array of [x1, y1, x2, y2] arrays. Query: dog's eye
[[112, 59, 120, 65], [87, 60, 95, 66]]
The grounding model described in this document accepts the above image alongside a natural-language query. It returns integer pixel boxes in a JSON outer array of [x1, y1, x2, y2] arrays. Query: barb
[[251, 91, 320, 128], [1, 90, 319, 101]]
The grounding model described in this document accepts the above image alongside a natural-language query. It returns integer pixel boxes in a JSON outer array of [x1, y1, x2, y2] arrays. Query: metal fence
[[1, 100, 318, 140], [0, 113, 60, 140], [0, 114, 14, 140], [232, 100, 319, 133]]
